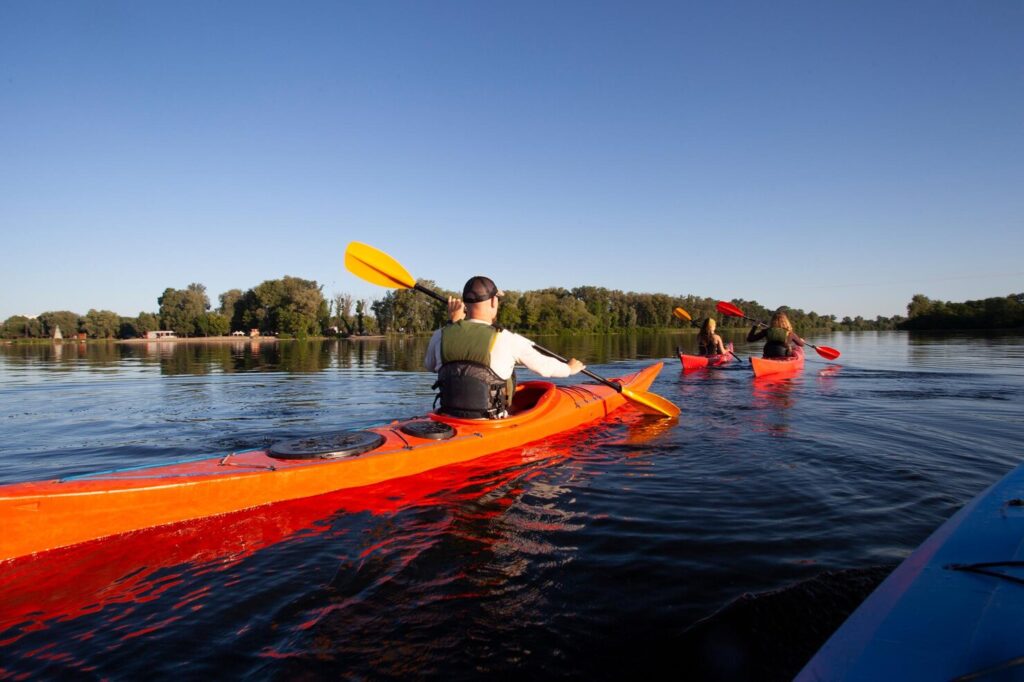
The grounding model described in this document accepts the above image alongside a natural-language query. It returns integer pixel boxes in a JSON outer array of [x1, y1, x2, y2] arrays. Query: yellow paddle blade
[[344, 241, 417, 290], [621, 387, 681, 418], [672, 306, 692, 322]]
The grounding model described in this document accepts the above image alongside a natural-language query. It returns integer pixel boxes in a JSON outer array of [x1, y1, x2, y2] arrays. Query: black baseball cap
[[462, 276, 504, 303]]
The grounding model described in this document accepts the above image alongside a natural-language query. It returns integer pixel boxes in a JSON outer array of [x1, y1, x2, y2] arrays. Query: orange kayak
[[679, 343, 734, 371], [749, 346, 805, 377], [0, 363, 663, 562]]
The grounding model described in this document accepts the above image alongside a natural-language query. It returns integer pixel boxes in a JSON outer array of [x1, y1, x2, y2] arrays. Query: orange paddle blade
[[672, 307, 693, 322], [622, 387, 681, 418], [344, 241, 417, 290]]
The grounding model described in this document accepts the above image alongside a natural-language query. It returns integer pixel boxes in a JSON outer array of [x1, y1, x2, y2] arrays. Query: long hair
[[698, 318, 717, 346], [770, 311, 793, 332]]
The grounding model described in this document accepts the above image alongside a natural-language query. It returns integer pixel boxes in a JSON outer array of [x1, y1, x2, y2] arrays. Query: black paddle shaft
[[416, 284, 448, 304]]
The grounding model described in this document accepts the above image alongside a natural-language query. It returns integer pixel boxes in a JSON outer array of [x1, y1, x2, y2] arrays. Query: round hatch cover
[[400, 421, 456, 440], [269, 431, 385, 460]]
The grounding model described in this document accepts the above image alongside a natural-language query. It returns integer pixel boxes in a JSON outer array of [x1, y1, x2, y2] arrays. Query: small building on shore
[[146, 330, 178, 340], [52, 325, 63, 341]]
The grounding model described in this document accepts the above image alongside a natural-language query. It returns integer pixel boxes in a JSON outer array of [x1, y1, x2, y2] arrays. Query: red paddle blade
[[813, 345, 841, 360], [716, 301, 744, 318]]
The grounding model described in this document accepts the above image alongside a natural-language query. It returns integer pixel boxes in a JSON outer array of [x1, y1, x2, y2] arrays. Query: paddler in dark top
[[697, 318, 727, 356], [424, 276, 585, 419], [747, 311, 805, 358]]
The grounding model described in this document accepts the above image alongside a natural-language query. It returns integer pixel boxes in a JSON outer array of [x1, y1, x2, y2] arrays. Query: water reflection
[[1, 333, 723, 379], [750, 375, 801, 435]]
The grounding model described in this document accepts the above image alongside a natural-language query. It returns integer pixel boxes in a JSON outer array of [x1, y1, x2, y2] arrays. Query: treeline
[[370, 282, 907, 334], [900, 293, 1024, 330], [9, 284, 1005, 341], [1, 276, 337, 340]]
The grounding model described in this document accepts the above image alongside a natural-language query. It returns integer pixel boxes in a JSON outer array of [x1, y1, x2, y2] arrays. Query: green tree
[[119, 317, 139, 339], [196, 312, 230, 336], [136, 312, 160, 334], [907, 294, 933, 319], [369, 296, 391, 333], [218, 288, 244, 329], [496, 290, 522, 329], [83, 309, 122, 339], [2, 315, 42, 338], [38, 311, 81, 338], [333, 292, 355, 334], [356, 299, 378, 334], [159, 283, 211, 336], [369, 280, 452, 333], [237, 276, 327, 338]]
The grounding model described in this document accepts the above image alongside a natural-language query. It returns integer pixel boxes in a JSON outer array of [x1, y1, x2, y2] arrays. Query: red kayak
[[749, 346, 804, 378], [678, 343, 734, 371]]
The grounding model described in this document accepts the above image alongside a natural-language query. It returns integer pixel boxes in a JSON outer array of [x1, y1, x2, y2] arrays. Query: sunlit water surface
[[0, 331, 1021, 680]]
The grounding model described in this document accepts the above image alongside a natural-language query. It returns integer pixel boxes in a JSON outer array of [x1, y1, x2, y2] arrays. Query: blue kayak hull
[[797, 460, 1024, 681]]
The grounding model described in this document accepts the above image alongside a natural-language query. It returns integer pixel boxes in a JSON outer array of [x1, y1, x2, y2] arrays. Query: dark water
[[1, 332, 1022, 680]]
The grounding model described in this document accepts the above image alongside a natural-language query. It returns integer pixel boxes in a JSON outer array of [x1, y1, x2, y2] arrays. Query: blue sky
[[2, 1, 1021, 321]]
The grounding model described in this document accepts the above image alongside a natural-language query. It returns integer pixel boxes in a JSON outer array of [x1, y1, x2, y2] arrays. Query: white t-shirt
[[424, 319, 573, 380]]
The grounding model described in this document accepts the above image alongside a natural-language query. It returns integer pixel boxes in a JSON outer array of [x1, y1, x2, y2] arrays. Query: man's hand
[[448, 297, 466, 323], [567, 358, 586, 375]]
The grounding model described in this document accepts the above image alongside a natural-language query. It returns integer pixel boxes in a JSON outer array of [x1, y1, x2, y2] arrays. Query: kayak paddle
[[344, 241, 680, 418], [672, 307, 741, 361], [715, 301, 841, 360]]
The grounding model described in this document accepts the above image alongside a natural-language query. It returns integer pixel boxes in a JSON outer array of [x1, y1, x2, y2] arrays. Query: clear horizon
[[3, 1, 1022, 322]]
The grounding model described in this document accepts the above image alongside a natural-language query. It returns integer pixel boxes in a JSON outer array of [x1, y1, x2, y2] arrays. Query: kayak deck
[[0, 363, 662, 562]]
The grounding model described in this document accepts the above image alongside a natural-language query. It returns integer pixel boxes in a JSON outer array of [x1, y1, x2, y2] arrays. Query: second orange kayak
[[0, 363, 664, 563], [749, 346, 805, 377]]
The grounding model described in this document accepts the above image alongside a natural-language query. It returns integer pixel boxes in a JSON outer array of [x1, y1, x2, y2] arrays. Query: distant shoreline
[[116, 334, 390, 343], [117, 336, 280, 344]]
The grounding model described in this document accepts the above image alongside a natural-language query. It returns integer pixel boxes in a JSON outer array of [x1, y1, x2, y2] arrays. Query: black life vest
[[432, 321, 516, 419], [763, 326, 791, 358]]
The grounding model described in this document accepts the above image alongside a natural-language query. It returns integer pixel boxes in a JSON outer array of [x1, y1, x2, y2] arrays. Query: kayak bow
[[0, 363, 663, 562]]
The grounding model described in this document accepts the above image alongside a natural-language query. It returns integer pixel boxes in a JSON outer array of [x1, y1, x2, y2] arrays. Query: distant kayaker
[[697, 318, 727, 356], [747, 311, 805, 358], [424, 276, 585, 419]]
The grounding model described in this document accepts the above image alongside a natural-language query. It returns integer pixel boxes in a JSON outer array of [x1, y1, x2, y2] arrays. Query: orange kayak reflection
[[0, 404, 672, 649]]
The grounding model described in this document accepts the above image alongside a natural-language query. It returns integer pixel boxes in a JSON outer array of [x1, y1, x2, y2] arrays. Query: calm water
[[1, 332, 1022, 680]]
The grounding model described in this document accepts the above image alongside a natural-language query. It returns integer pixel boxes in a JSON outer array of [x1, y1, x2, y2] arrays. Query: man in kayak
[[424, 276, 586, 419], [747, 311, 805, 358]]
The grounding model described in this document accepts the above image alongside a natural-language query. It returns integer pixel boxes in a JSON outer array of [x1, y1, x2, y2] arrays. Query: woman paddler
[[697, 318, 727, 357], [746, 310, 805, 358]]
